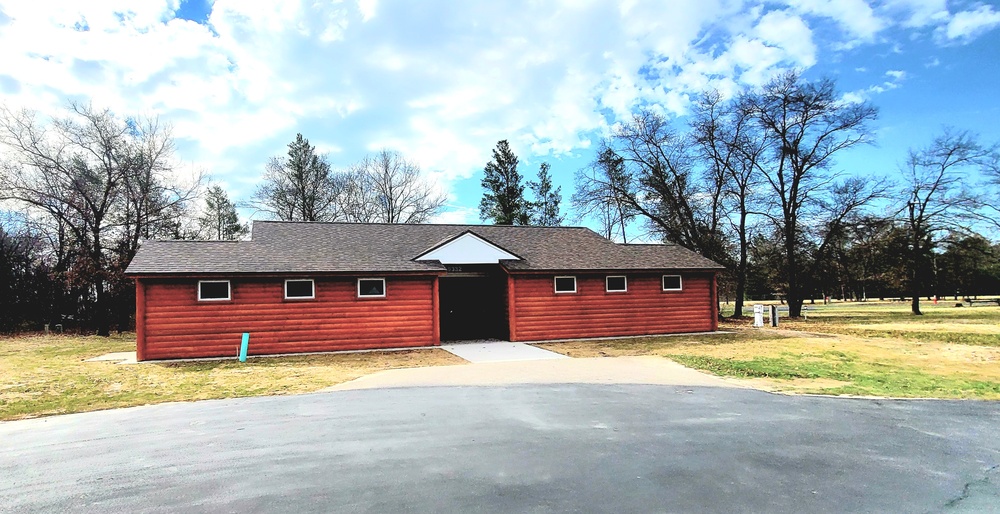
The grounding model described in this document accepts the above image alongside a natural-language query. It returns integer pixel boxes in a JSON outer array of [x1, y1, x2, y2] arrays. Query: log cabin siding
[[510, 273, 714, 341], [139, 276, 437, 360]]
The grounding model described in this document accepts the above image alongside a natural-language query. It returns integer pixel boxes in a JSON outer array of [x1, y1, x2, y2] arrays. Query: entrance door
[[439, 274, 507, 341]]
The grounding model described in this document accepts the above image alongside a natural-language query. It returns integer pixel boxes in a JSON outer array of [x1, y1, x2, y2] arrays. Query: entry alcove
[[438, 264, 509, 341]]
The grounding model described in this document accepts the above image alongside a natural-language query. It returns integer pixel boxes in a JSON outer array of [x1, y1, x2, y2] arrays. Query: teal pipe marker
[[239, 333, 249, 362]]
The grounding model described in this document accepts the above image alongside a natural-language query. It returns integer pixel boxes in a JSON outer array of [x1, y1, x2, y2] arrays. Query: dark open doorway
[[439, 266, 508, 341]]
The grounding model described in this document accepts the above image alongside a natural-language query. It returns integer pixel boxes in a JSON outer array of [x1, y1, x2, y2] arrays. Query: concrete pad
[[326, 355, 745, 391], [85, 351, 138, 365], [440, 340, 568, 363]]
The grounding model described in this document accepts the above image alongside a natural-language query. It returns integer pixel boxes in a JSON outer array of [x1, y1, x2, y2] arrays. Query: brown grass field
[[0, 335, 463, 421], [2, 300, 998, 421]]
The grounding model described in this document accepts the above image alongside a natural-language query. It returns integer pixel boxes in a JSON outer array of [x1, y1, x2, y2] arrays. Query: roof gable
[[414, 231, 521, 264]]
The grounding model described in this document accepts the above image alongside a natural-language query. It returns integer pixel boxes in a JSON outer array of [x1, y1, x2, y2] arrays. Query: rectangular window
[[198, 280, 231, 301], [662, 275, 683, 291], [606, 275, 627, 292], [358, 278, 386, 298], [285, 279, 315, 299], [554, 276, 577, 294]]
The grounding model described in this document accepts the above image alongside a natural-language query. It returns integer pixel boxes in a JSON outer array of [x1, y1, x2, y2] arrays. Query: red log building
[[126, 222, 723, 361]]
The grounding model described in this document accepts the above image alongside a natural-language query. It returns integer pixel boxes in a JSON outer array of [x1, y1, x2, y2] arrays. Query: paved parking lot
[[2, 384, 998, 513]]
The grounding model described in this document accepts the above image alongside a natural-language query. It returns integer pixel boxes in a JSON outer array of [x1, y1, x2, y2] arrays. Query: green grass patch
[[668, 352, 1000, 399]]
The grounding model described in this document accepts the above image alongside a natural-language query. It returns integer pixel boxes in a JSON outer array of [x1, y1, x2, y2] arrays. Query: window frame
[[284, 279, 316, 300], [554, 275, 577, 294], [197, 280, 231, 302], [357, 277, 387, 298], [605, 275, 628, 293], [662, 274, 683, 292]]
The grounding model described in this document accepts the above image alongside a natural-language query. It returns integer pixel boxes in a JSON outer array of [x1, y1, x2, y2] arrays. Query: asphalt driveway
[[2, 385, 998, 513]]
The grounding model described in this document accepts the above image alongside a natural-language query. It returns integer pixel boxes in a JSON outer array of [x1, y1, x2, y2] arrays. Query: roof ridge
[[146, 239, 245, 244], [251, 220, 595, 230]]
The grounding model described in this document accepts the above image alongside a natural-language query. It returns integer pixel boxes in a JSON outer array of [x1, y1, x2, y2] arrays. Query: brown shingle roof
[[125, 221, 724, 275]]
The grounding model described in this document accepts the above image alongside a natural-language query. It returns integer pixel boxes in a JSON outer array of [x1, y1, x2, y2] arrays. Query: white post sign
[[753, 304, 764, 328]]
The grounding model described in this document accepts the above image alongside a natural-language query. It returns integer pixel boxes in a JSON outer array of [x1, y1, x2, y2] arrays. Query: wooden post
[[431, 276, 440, 345], [711, 272, 719, 332], [135, 279, 146, 362], [507, 274, 517, 341]]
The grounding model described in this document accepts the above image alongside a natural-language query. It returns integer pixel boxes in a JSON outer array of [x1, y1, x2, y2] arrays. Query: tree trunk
[[95, 278, 111, 336], [732, 273, 746, 318], [910, 226, 923, 316], [730, 211, 749, 318], [784, 223, 804, 318]]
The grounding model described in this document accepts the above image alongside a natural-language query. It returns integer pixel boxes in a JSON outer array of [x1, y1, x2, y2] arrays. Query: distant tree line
[[0, 111, 445, 333], [565, 71, 1000, 317], [2, 71, 998, 334], [250, 134, 446, 224]]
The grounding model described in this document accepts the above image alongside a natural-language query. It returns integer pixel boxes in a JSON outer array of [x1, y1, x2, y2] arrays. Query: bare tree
[[805, 176, 891, 302], [252, 133, 341, 222], [572, 146, 636, 241], [899, 128, 996, 315], [343, 149, 446, 224], [743, 71, 878, 317], [0, 102, 196, 335], [978, 148, 1000, 234], [691, 90, 768, 317], [609, 110, 728, 259]]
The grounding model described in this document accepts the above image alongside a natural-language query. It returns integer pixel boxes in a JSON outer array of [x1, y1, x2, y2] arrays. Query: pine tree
[[479, 140, 529, 225], [528, 162, 563, 226], [252, 133, 338, 222], [199, 185, 247, 240]]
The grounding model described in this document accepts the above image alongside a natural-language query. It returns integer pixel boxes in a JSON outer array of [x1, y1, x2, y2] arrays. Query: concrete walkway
[[326, 355, 745, 391], [84, 351, 137, 365], [440, 340, 568, 363]]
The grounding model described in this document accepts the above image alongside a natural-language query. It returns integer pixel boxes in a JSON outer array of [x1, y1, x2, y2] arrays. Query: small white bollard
[[753, 304, 764, 328]]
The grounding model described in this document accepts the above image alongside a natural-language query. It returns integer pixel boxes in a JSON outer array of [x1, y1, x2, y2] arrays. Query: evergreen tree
[[198, 185, 248, 240], [528, 162, 563, 226], [479, 140, 529, 225], [253, 133, 339, 222]]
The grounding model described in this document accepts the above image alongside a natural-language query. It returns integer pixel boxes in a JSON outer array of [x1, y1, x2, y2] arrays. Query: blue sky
[[0, 0, 998, 234]]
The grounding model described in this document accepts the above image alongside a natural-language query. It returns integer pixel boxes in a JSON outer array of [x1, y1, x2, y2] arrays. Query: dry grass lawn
[[3, 301, 997, 421], [0, 334, 463, 421], [536, 302, 1000, 399]]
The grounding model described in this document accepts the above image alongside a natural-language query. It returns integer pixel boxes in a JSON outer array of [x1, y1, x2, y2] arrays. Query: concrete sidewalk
[[325, 355, 745, 391], [440, 340, 568, 363]]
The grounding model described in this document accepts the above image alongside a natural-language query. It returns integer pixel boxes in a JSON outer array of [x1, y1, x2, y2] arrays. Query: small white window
[[198, 280, 231, 301], [285, 279, 315, 299], [662, 275, 683, 291], [606, 275, 627, 292], [358, 278, 386, 298], [554, 276, 577, 294]]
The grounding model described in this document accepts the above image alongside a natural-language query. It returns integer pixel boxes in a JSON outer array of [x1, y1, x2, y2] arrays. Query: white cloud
[[431, 205, 478, 225], [753, 10, 817, 68], [882, 0, 949, 28], [943, 4, 1000, 41], [885, 69, 906, 81], [785, 0, 885, 46], [842, 68, 907, 102], [1, 0, 990, 221]]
